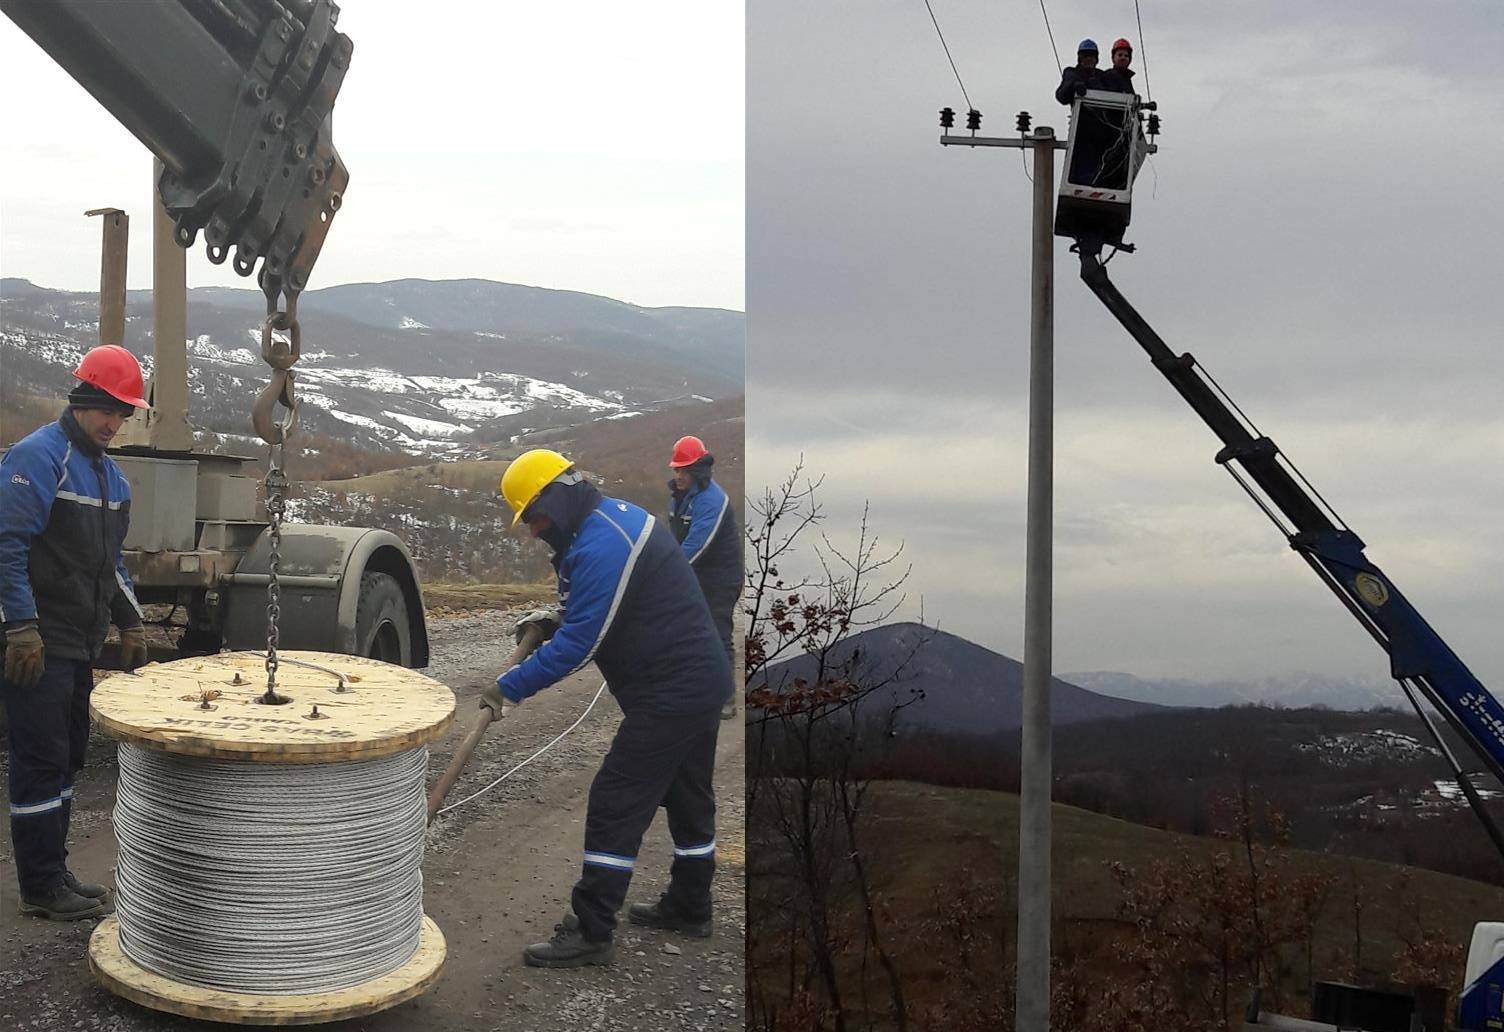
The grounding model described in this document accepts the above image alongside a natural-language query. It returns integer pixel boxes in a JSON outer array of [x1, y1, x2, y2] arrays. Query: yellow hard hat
[[500, 449, 575, 528]]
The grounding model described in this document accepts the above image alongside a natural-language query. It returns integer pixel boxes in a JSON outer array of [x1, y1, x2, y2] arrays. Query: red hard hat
[[1112, 37, 1133, 53], [669, 435, 709, 468], [73, 344, 149, 409]]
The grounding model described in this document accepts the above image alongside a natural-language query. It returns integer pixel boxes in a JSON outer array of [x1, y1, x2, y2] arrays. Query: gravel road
[[0, 608, 746, 1031]]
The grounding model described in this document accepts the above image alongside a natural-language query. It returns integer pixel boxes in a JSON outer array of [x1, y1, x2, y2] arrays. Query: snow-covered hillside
[[1, 278, 743, 458], [1064, 669, 1397, 711]]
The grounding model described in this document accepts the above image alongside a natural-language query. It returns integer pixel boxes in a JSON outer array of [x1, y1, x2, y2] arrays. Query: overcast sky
[[0, 1, 743, 310], [748, 0, 1504, 687]]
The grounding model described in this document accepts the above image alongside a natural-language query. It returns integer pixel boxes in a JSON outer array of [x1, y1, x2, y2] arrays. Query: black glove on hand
[[3, 623, 44, 688], [480, 683, 510, 719], [119, 626, 147, 672], [513, 609, 561, 644]]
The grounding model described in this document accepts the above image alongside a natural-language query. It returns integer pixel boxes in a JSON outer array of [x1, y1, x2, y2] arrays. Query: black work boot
[[63, 870, 109, 899], [628, 894, 713, 938], [19, 884, 107, 921], [523, 913, 614, 968]]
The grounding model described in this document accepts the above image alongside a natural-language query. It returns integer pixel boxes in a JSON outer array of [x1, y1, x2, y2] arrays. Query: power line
[[923, 0, 973, 111], [1038, 0, 1062, 74], [1135, 0, 1152, 100]]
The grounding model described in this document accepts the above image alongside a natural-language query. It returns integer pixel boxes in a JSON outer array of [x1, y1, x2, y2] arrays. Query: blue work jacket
[[499, 495, 732, 715], [0, 413, 143, 660], [668, 477, 741, 588]]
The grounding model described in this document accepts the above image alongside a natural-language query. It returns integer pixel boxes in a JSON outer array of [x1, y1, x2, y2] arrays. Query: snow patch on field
[[298, 365, 422, 395], [329, 410, 392, 433], [327, 410, 465, 454], [1433, 778, 1504, 802], [1, 330, 84, 367], [196, 333, 259, 365], [385, 411, 467, 437], [416, 372, 622, 421], [1296, 729, 1438, 767]]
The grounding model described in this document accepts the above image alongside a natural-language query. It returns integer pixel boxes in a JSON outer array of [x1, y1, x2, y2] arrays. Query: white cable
[[113, 744, 427, 994], [437, 679, 610, 817]]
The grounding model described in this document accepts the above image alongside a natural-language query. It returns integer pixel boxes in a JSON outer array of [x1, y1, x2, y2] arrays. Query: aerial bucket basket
[[1054, 89, 1154, 245]]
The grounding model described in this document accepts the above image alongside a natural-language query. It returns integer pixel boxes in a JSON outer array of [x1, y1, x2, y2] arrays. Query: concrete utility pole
[[941, 117, 1063, 1032], [113, 159, 196, 452], [84, 206, 128, 348], [149, 159, 194, 452]]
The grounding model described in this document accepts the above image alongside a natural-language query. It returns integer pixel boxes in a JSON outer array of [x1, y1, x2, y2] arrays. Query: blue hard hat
[[1078, 38, 1099, 54]]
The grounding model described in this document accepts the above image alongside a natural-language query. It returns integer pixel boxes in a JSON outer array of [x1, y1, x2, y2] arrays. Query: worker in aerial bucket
[[666, 435, 741, 721], [487, 449, 733, 967], [0, 345, 150, 920], [1099, 37, 1137, 94], [1055, 38, 1106, 104]]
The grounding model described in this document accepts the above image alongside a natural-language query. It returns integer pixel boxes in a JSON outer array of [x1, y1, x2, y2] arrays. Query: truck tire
[[355, 571, 411, 665]]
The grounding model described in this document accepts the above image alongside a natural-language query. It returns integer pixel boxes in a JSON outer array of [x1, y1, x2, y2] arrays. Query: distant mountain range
[[180, 278, 743, 381], [1061, 669, 1400, 712], [756, 622, 1164, 735], [755, 621, 1409, 733], [0, 277, 742, 457], [753, 621, 1504, 882]]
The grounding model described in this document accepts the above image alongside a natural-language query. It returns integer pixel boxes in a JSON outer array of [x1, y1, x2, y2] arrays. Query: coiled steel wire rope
[[112, 744, 427, 994]]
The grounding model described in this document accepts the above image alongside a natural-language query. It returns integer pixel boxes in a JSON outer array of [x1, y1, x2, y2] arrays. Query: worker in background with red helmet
[[0, 344, 150, 921], [1100, 37, 1137, 94], [667, 435, 741, 721]]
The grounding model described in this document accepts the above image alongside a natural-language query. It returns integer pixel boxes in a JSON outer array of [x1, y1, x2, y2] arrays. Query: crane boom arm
[[0, 0, 351, 299], [1077, 244, 1504, 837]]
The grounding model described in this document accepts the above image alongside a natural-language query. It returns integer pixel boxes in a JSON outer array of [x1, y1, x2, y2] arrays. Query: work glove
[[514, 609, 561, 644], [480, 682, 514, 720], [3, 622, 45, 688], [119, 626, 147, 672]]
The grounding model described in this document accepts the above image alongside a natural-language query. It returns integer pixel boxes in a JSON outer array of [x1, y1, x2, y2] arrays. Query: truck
[[1, 0, 428, 669], [1055, 89, 1503, 1030]]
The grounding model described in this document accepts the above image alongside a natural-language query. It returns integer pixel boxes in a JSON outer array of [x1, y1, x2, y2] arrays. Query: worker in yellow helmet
[[490, 449, 733, 967]]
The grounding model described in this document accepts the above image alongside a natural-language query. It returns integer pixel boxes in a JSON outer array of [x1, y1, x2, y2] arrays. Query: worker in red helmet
[[0, 344, 150, 921], [667, 435, 741, 721], [1100, 37, 1136, 94]]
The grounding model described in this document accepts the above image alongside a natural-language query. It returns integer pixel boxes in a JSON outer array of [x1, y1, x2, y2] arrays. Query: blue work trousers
[[572, 707, 721, 941], [2, 657, 93, 897]]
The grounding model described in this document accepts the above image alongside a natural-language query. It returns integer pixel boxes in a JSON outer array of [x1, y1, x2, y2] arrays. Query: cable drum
[[112, 743, 428, 995], [87, 650, 453, 1022]]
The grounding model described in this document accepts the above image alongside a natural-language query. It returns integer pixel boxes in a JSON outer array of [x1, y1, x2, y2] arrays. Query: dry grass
[[311, 460, 512, 495], [422, 580, 554, 612], [0, 392, 64, 447], [871, 781, 1502, 948], [751, 778, 1504, 1027]]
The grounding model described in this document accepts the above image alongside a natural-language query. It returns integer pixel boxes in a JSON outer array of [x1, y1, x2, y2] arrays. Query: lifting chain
[[262, 449, 290, 704], [253, 278, 301, 704]]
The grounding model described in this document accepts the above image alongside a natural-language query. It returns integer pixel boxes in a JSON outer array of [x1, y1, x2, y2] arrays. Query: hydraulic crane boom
[[1073, 238, 1504, 861], [0, 0, 425, 692], [1, 0, 350, 304]]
